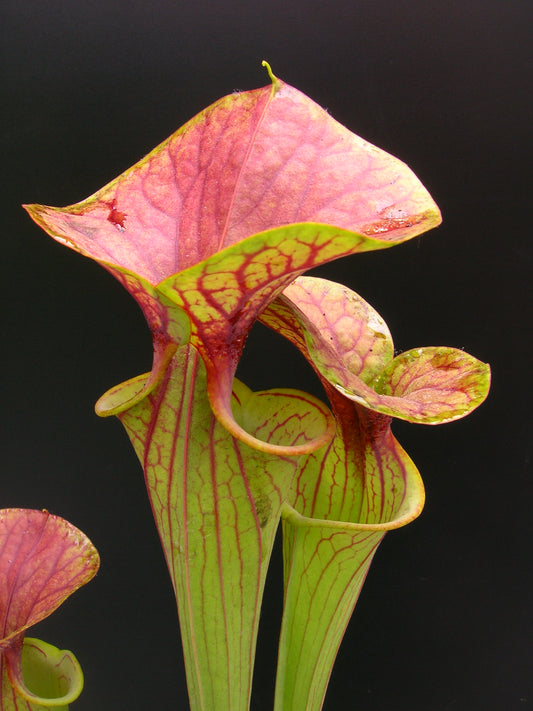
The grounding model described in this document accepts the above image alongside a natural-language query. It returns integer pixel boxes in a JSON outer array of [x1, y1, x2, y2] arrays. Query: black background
[[2, 1, 532, 709]]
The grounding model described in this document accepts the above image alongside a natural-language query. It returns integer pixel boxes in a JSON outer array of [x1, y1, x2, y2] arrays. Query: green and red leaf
[[22, 68, 491, 711], [1, 638, 84, 710], [157, 224, 397, 448], [0, 509, 99, 709], [262, 277, 491, 423], [24, 70, 440, 284], [258, 278, 490, 710], [97, 343, 332, 711], [274, 401, 425, 711], [24, 67, 441, 452]]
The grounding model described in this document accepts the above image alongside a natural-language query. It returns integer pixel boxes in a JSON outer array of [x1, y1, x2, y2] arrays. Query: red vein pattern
[[257, 277, 489, 711], [21, 72, 469, 711], [0, 510, 99, 709], [262, 277, 490, 425], [24, 76, 440, 284], [272, 380, 425, 711], [24, 72, 441, 452], [0, 510, 99, 648], [111, 343, 332, 711]]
